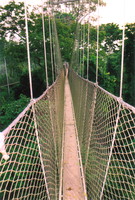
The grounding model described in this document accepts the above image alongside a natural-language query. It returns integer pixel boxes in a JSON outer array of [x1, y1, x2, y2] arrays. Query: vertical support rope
[[49, 14, 55, 82], [79, 25, 83, 75], [51, 18, 57, 77], [25, 2, 50, 199], [120, 0, 125, 98], [24, 1, 33, 100], [82, 23, 85, 77], [100, 104, 121, 200], [48, 0, 54, 82], [96, 0, 99, 84], [87, 20, 90, 80], [42, 0, 49, 88], [86, 0, 91, 80], [51, 18, 56, 78], [49, 0, 56, 79]]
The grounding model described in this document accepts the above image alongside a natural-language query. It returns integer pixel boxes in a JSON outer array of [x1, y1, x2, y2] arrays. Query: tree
[[0, 1, 25, 41], [56, 13, 77, 61], [0, 94, 30, 131], [124, 23, 135, 106], [100, 23, 121, 53]]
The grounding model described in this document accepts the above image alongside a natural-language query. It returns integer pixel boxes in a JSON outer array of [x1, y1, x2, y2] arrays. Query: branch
[[51, 0, 79, 5]]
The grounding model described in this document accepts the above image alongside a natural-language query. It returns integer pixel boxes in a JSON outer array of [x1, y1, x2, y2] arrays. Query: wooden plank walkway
[[62, 77, 86, 200]]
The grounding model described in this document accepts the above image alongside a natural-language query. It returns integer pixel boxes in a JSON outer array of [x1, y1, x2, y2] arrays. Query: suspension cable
[[79, 24, 83, 75], [50, 4, 57, 78], [86, 0, 92, 80], [42, 0, 49, 88], [96, 0, 100, 84], [120, 0, 125, 99], [87, 12, 90, 80], [52, 20, 57, 78], [24, 1, 33, 100], [82, 23, 85, 77], [48, 1, 54, 82]]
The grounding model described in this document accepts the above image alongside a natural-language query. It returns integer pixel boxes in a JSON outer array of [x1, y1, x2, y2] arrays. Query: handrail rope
[[42, 0, 49, 88], [96, 0, 100, 84], [24, 1, 33, 100], [70, 68, 135, 113], [120, 0, 125, 99], [2, 71, 62, 137]]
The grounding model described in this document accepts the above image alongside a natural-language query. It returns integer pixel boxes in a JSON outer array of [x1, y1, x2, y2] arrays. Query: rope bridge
[[0, 70, 65, 200], [0, 68, 135, 199], [69, 69, 135, 199], [0, 0, 135, 199]]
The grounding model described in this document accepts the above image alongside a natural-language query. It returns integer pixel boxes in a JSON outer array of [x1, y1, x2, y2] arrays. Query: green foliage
[[14, 68, 46, 99], [0, 0, 135, 134], [124, 23, 135, 106], [0, 0, 25, 40], [0, 94, 30, 131], [78, 22, 135, 106], [56, 14, 77, 61]]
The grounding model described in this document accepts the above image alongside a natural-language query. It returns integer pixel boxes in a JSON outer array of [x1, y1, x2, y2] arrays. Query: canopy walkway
[[0, 69, 135, 199], [0, 0, 135, 199], [62, 76, 86, 200]]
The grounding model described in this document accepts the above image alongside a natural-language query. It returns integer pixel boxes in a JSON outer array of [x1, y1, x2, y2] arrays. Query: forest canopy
[[0, 0, 135, 130]]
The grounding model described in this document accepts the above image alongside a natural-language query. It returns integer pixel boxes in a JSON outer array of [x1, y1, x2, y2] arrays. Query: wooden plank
[[62, 78, 86, 200]]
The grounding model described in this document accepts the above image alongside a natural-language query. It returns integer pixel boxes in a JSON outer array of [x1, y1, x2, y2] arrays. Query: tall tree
[[124, 23, 135, 106], [0, 1, 25, 41]]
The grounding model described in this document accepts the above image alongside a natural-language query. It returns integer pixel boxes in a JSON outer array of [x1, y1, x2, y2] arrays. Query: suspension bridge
[[0, 0, 135, 199]]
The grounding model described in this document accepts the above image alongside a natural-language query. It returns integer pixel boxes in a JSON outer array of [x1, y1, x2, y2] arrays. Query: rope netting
[[0, 70, 65, 200], [69, 69, 135, 200]]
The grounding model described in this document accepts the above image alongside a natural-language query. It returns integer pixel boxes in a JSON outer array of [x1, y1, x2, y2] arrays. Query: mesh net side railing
[[69, 69, 135, 200], [0, 70, 65, 200]]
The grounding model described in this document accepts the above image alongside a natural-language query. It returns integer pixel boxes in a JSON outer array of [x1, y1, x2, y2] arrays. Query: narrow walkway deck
[[62, 78, 86, 200]]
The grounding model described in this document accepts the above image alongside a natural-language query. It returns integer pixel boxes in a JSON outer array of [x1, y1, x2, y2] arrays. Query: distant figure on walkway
[[63, 62, 69, 78]]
